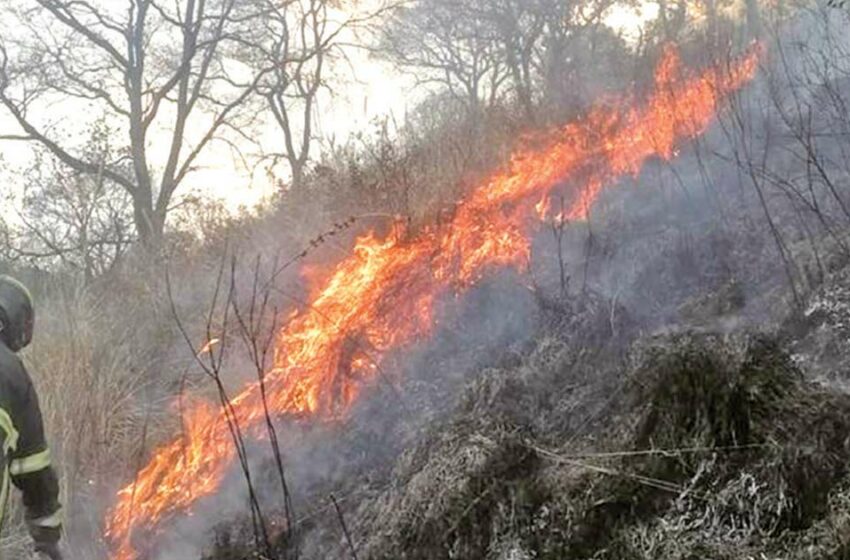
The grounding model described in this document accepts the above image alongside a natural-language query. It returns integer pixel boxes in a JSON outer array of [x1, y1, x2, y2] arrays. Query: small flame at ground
[[104, 45, 761, 560]]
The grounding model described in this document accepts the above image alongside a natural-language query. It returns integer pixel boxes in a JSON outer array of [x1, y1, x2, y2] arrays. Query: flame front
[[105, 46, 761, 560]]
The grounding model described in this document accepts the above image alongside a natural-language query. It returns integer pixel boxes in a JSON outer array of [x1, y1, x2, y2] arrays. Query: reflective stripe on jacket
[[0, 341, 62, 549]]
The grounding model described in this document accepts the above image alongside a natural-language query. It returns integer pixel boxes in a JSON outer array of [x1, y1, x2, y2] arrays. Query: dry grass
[[303, 330, 850, 560], [0, 273, 181, 558]]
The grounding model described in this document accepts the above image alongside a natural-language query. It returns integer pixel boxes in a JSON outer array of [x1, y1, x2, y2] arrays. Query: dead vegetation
[[3, 2, 850, 559], [295, 328, 850, 560]]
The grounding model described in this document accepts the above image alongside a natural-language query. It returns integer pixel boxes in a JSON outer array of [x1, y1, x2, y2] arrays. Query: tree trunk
[[290, 158, 306, 194], [745, 0, 762, 40], [133, 196, 163, 248], [658, 0, 672, 41]]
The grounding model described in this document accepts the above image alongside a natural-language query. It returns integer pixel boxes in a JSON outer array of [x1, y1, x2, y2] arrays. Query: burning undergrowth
[[103, 44, 765, 560], [149, 272, 544, 560]]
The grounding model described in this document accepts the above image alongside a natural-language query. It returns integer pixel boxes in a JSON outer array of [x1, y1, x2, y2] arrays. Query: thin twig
[[331, 494, 359, 560]]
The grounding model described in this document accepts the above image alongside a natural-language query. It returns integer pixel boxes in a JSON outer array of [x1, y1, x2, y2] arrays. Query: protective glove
[[34, 541, 63, 560]]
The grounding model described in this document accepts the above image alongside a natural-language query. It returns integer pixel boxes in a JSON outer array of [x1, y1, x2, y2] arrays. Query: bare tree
[[230, 0, 362, 193], [380, 0, 618, 120], [653, 0, 687, 42], [3, 119, 134, 281], [745, 0, 762, 39], [534, 0, 621, 114], [478, 0, 548, 119], [379, 0, 511, 114], [0, 0, 265, 247]]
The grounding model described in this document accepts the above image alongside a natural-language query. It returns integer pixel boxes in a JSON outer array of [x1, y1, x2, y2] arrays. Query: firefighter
[[0, 276, 63, 560]]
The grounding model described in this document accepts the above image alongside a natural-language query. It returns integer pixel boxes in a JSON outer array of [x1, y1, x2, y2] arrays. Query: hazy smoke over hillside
[[2, 1, 850, 559]]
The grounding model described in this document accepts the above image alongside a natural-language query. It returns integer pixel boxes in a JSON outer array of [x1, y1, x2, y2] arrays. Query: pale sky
[[0, 5, 655, 223]]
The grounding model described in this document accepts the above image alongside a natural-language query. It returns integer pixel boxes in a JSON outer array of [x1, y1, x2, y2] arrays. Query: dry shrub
[[340, 304, 624, 560], [590, 333, 850, 559], [327, 331, 850, 560]]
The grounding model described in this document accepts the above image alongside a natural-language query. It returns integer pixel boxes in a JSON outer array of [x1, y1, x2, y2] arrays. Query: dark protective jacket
[[0, 340, 62, 549]]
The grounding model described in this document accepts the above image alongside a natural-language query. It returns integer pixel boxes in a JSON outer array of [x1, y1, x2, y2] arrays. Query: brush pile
[[314, 329, 850, 560]]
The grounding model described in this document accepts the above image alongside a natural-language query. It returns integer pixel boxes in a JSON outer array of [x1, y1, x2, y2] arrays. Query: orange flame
[[104, 46, 761, 560], [196, 338, 220, 356]]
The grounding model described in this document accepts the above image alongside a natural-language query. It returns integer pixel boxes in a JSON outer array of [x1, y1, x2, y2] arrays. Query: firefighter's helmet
[[0, 275, 34, 352]]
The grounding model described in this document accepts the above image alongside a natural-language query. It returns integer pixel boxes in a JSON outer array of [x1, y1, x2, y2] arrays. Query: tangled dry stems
[[322, 327, 850, 560]]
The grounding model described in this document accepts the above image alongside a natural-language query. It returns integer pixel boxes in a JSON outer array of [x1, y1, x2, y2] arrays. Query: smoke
[[140, 268, 540, 559], [524, 8, 850, 335], [101, 8, 850, 558]]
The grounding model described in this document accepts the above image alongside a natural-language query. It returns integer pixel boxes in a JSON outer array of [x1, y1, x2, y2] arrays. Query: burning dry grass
[[98, 44, 763, 560], [3, 15, 849, 560]]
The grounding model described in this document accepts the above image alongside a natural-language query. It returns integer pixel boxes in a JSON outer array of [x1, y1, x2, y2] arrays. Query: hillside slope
[[203, 263, 850, 560]]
